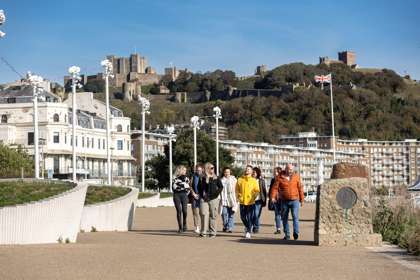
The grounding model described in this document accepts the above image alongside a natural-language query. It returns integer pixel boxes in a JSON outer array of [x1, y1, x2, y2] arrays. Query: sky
[[0, 0, 419, 84]]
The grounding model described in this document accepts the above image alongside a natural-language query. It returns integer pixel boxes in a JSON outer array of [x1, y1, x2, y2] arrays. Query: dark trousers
[[252, 200, 263, 231], [240, 204, 254, 233], [173, 191, 188, 230]]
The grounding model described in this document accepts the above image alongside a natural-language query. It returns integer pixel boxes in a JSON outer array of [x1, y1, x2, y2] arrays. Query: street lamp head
[[190, 116, 204, 128], [166, 125, 175, 135], [101, 59, 113, 76], [0, 10, 5, 24], [68, 65, 81, 76], [138, 96, 150, 113], [27, 72, 44, 85], [213, 106, 221, 115]]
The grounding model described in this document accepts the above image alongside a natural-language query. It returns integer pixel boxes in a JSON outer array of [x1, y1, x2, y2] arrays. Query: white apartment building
[[0, 85, 135, 186], [337, 139, 420, 188], [131, 130, 170, 168], [279, 132, 420, 188], [220, 140, 366, 191]]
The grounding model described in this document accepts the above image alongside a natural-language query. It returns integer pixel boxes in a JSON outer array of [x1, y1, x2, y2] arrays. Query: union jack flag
[[314, 74, 332, 84]]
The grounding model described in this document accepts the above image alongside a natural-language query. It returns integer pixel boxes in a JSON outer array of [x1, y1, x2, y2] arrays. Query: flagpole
[[329, 73, 336, 162]]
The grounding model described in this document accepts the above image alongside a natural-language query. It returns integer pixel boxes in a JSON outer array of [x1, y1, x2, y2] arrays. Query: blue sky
[[0, 0, 419, 84]]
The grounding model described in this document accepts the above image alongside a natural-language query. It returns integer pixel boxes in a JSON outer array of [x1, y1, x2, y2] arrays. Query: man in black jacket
[[198, 162, 224, 237]]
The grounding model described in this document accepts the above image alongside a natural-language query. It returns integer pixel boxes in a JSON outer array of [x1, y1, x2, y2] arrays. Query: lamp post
[[68, 66, 81, 182], [28, 73, 44, 179], [166, 125, 176, 192], [101, 59, 114, 185], [190, 116, 204, 168], [213, 106, 222, 176], [0, 10, 6, 38], [138, 96, 150, 192]]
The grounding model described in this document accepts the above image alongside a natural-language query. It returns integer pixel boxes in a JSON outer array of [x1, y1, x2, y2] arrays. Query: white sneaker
[[194, 227, 200, 234], [245, 232, 251, 239]]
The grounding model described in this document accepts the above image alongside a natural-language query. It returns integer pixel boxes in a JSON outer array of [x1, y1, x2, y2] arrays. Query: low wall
[[137, 193, 174, 208], [80, 187, 139, 232], [137, 193, 160, 207], [0, 180, 88, 244]]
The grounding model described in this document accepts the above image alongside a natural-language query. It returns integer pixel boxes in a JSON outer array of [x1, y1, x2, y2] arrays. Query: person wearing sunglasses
[[198, 162, 224, 237]]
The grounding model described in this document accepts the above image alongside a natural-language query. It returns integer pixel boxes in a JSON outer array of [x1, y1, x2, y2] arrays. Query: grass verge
[[159, 192, 172, 199], [0, 180, 74, 207], [138, 192, 157, 199], [85, 185, 131, 205]]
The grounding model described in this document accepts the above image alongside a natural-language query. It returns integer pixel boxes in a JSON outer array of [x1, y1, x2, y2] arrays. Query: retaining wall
[[137, 193, 174, 208], [80, 187, 139, 232], [0, 180, 88, 244]]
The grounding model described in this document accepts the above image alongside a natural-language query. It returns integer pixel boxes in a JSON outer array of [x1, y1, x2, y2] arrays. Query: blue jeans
[[221, 206, 235, 231], [273, 200, 283, 230], [281, 200, 300, 238], [252, 200, 263, 231], [240, 205, 253, 233]]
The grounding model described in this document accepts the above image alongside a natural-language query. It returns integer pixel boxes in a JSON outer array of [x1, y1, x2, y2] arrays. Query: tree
[[172, 129, 234, 171], [0, 144, 34, 178], [144, 129, 234, 190]]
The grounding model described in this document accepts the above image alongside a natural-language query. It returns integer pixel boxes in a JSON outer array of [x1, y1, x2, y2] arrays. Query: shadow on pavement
[[231, 238, 316, 246]]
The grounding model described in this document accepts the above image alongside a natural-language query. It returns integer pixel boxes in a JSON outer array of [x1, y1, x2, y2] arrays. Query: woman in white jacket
[[220, 167, 238, 233]]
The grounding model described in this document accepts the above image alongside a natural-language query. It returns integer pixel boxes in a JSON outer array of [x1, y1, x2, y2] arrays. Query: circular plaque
[[336, 187, 357, 209]]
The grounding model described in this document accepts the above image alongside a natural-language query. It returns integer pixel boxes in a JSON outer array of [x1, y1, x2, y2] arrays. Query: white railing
[[0, 180, 88, 244], [80, 187, 139, 232]]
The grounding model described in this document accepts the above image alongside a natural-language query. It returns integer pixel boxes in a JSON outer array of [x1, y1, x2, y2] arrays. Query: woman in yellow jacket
[[236, 165, 260, 238]]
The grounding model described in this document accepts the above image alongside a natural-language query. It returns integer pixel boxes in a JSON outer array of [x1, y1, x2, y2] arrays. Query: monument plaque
[[336, 187, 357, 209]]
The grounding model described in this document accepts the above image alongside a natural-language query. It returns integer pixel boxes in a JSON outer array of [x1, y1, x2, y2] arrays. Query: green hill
[[109, 62, 420, 143]]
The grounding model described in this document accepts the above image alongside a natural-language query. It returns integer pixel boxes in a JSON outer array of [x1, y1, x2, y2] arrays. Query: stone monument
[[314, 163, 382, 246]]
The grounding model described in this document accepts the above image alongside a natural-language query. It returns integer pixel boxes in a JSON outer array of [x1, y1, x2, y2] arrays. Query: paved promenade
[[0, 204, 419, 280]]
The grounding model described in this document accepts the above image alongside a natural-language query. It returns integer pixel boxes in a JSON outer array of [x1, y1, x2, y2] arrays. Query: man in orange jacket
[[270, 163, 304, 240]]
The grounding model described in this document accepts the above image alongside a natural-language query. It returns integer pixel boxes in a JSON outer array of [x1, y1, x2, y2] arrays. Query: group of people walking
[[171, 162, 304, 240]]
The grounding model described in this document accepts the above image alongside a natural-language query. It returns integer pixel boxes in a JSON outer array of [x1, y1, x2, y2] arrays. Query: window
[[53, 132, 60, 143], [64, 133, 67, 144], [117, 140, 123, 150], [7, 97, 16, 103], [127, 141, 130, 151], [103, 139, 105, 149], [53, 113, 59, 122], [65, 114, 67, 123], [28, 132, 34, 145], [87, 137, 90, 148], [53, 156, 60, 173], [118, 161, 123, 176], [82, 137, 85, 147], [116, 124, 123, 132], [98, 139, 101, 149], [1, 114, 7, 123], [91, 138, 94, 149]]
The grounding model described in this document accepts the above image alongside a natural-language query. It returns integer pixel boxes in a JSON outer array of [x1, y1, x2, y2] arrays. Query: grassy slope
[[0, 181, 74, 207], [85, 185, 131, 205]]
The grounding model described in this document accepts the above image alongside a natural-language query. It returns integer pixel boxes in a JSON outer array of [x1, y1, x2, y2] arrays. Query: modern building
[[279, 131, 333, 149], [279, 132, 420, 188], [202, 122, 228, 140], [131, 130, 170, 170], [220, 140, 366, 192], [0, 85, 135, 186], [336, 139, 420, 188]]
